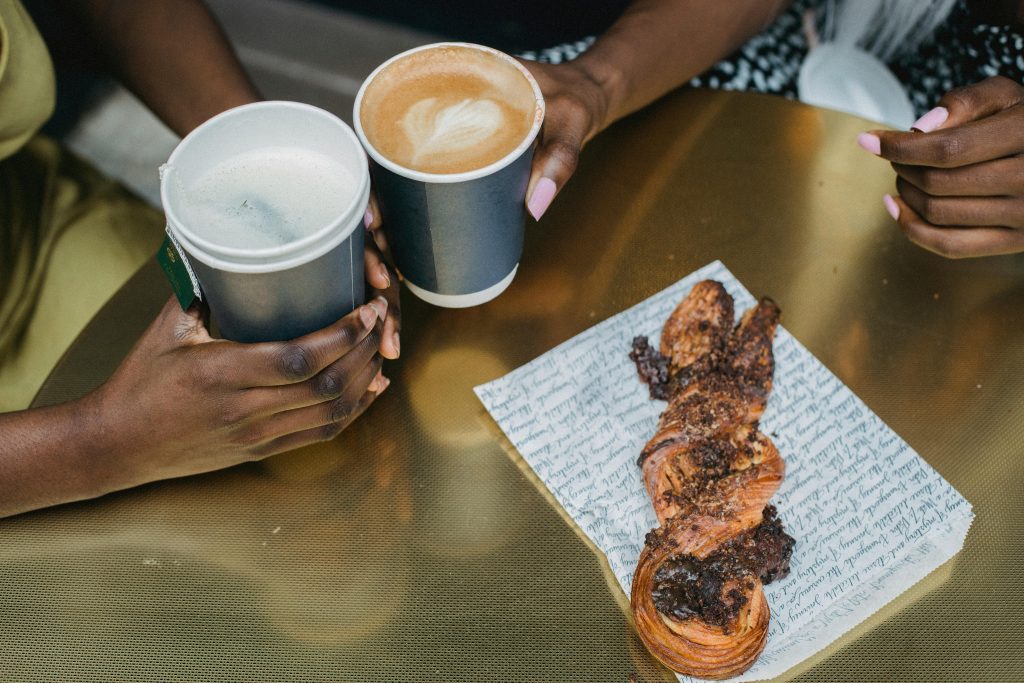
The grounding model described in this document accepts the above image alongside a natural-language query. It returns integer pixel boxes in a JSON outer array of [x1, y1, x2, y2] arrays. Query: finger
[[219, 297, 387, 387], [156, 298, 214, 346], [895, 176, 1024, 228], [244, 326, 384, 413], [245, 349, 384, 441], [892, 156, 1024, 197], [371, 222, 390, 254], [866, 105, 1024, 168], [368, 261, 401, 360], [131, 298, 213, 365], [937, 76, 1024, 128], [886, 194, 1024, 258], [365, 193, 390, 254], [364, 194, 380, 231], [251, 385, 386, 458], [906, 78, 1024, 134], [526, 107, 589, 221], [364, 242, 392, 291]]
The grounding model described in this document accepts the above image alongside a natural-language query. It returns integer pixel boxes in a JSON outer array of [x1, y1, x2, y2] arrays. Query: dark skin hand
[[858, 77, 1024, 258], [0, 0, 400, 516], [363, 0, 790, 232], [511, 0, 1024, 227], [0, 296, 391, 517], [515, 0, 792, 221]]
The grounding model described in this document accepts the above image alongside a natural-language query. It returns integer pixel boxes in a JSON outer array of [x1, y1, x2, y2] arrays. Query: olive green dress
[[0, 0, 164, 411]]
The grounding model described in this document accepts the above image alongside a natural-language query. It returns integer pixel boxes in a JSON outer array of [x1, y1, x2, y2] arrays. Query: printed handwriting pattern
[[475, 261, 973, 681]]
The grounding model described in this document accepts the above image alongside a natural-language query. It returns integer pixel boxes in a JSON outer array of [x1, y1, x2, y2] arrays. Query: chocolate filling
[[629, 336, 673, 400], [651, 506, 795, 630]]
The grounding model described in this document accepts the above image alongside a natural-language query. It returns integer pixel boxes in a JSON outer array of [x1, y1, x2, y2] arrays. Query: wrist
[[71, 388, 134, 498], [572, 53, 627, 137], [0, 392, 123, 517]]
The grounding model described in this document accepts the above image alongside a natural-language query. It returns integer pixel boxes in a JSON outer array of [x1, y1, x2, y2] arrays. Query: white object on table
[[798, 44, 916, 129], [476, 260, 973, 682]]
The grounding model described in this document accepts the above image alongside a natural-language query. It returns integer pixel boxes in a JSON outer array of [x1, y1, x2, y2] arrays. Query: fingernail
[[369, 296, 388, 321], [527, 177, 557, 221], [911, 106, 948, 133], [377, 262, 391, 288], [369, 369, 384, 392], [392, 332, 400, 357], [364, 206, 373, 227], [857, 133, 881, 156], [379, 376, 391, 393], [359, 304, 377, 327], [883, 194, 900, 220], [372, 227, 388, 252]]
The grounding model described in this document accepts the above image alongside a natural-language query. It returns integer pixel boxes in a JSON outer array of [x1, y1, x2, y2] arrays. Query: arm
[[0, 2, 404, 518], [522, 0, 793, 219], [57, 0, 401, 348], [55, 0, 260, 136], [0, 297, 392, 518]]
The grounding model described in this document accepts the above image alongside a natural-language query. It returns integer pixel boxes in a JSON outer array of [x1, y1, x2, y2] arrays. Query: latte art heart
[[359, 45, 539, 173], [402, 98, 504, 167]]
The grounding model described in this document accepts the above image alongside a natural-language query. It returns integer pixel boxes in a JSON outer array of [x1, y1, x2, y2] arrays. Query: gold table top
[[16, 89, 1024, 682]]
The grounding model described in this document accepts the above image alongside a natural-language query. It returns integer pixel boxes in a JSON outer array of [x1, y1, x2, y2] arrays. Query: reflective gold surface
[[19, 90, 1024, 681]]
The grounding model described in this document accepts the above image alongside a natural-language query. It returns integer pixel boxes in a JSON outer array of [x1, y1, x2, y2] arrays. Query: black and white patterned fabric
[[523, 0, 1024, 117], [518, 36, 597, 64], [889, 3, 1024, 114]]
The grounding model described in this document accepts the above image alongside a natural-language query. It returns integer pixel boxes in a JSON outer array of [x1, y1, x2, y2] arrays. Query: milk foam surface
[[360, 46, 538, 174], [181, 147, 356, 250]]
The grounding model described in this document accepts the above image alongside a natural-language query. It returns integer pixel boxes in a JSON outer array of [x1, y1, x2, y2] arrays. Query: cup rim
[[353, 42, 546, 184], [161, 100, 369, 265]]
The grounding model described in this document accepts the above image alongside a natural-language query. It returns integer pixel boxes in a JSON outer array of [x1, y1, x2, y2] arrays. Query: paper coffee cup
[[161, 101, 370, 342], [354, 43, 545, 308]]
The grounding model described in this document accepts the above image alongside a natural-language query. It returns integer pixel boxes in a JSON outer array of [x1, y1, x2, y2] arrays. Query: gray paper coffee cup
[[353, 43, 545, 308], [161, 101, 370, 342]]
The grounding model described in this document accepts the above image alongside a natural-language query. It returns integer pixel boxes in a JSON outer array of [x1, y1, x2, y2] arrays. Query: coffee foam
[[359, 46, 538, 174], [180, 146, 356, 250]]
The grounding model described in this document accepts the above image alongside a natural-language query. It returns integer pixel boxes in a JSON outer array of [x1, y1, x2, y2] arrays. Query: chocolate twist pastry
[[628, 280, 795, 680]]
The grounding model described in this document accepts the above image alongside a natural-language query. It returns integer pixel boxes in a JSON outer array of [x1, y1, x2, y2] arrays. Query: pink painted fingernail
[[857, 133, 881, 156], [883, 194, 900, 220], [364, 206, 373, 227], [911, 106, 948, 133], [527, 177, 557, 221]]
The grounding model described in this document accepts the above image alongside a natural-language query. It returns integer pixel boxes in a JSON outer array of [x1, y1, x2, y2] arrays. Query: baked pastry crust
[[629, 280, 793, 680]]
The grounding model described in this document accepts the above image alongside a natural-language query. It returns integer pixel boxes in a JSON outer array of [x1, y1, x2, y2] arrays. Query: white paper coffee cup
[[161, 101, 370, 342]]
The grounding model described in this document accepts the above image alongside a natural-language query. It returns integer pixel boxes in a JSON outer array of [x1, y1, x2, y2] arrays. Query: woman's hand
[[858, 76, 1024, 258], [358, 58, 609, 266], [94, 294, 391, 490], [0, 253, 401, 517], [518, 59, 610, 221]]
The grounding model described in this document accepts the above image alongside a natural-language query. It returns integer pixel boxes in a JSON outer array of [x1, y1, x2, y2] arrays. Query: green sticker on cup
[[156, 232, 202, 310]]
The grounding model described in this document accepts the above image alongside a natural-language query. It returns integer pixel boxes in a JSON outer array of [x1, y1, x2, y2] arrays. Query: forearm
[[58, 0, 260, 136], [0, 394, 120, 517], [576, 0, 793, 134]]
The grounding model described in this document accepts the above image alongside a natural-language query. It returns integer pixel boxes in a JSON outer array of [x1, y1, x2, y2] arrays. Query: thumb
[[913, 76, 1024, 132], [155, 297, 214, 346], [526, 131, 582, 222]]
